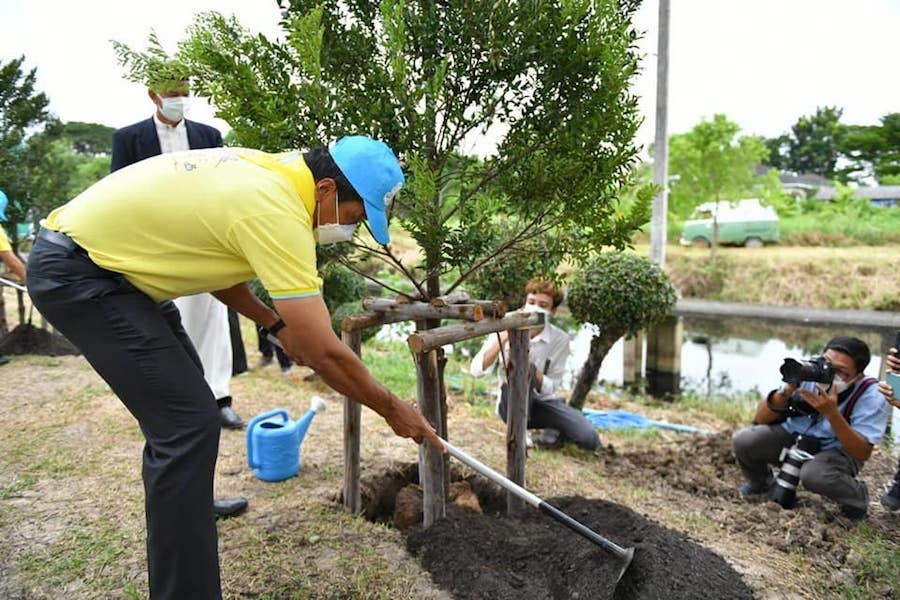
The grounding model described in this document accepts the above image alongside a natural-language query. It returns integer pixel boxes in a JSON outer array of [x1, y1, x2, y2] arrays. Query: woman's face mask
[[521, 303, 551, 317], [315, 191, 358, 245]]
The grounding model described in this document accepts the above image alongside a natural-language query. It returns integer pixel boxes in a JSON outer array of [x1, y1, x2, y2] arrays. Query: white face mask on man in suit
[[156, 95, 191, 123]]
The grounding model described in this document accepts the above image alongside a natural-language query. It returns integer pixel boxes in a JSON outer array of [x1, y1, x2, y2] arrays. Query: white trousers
[[173, 293, 232, 400]]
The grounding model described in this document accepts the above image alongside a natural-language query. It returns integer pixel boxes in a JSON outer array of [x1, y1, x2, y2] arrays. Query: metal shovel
[[439, 436, 635, 582]]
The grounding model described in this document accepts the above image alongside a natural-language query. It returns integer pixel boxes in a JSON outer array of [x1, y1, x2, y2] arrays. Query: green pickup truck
[[680, 199, 780, 248]]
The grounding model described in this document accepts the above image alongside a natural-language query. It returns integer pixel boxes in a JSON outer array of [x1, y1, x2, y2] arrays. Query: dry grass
[[662, 244, 900, 310]]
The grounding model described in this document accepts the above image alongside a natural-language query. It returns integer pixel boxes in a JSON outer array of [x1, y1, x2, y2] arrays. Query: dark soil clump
[[0, 324, 79, 356], [360, 464, 754, 600]]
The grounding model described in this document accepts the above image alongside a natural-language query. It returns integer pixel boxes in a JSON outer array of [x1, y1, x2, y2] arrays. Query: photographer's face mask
[[832, 377, 851, 394], [831, 374, 858, 395]]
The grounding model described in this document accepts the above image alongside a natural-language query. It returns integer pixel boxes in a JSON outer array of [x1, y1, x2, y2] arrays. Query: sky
[[1, 0, 898, 155]]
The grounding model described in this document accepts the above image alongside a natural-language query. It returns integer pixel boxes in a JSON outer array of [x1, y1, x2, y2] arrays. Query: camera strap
[[840, 377, 878, 424]]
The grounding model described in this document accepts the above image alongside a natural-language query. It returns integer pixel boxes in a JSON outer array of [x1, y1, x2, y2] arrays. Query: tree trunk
[[568, 330, 622, 410]]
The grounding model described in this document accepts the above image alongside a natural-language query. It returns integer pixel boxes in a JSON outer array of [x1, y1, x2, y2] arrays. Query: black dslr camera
[[774, 356, 836, 417], [779, 355, 835, 385]]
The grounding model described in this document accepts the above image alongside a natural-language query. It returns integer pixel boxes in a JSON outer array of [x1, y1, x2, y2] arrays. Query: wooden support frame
[[363, 297, 485, 322], [407, 312, 543, 523], [338, 296, 541, 525]]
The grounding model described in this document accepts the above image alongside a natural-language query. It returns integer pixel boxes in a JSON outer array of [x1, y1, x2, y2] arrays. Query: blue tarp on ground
[[582, 409, 711, 435]]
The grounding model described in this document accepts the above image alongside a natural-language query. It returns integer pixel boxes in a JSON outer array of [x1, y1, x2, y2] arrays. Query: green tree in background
[[839, 112, 900, 184], [763, 106, 844, 180], [60, 121, 116, 156], [566, 252, 676, 409], [1, 57, 112, 242], [0, 56, 52, 245], [120, 0, 651, 302], [668, 114, 769, 260]]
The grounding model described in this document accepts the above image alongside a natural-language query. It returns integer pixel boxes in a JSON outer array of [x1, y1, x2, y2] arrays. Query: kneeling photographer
[[732, 336, 890, 521]]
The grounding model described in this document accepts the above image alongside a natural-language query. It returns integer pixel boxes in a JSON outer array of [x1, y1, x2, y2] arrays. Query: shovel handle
[[441, 437, 542, 508], [537, 501, 631, 560], [0, 276, 26, 292]]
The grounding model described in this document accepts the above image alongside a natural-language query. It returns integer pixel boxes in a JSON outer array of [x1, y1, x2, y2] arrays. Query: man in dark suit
[[111, 76, 248, 520], [110, 93, 222, 170]]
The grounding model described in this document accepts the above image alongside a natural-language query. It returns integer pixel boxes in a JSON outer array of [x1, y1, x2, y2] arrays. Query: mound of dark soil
[[405, 496, 752, 600], [0, 324, 79, 356], [358, 464, 753, 600]]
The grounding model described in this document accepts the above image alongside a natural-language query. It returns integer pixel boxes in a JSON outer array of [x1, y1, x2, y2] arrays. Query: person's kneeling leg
[[800, 449, 868, 519], [530, 398, 600, 450]]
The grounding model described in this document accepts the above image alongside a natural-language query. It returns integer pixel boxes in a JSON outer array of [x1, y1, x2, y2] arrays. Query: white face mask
[[158, 96, 190, 122], [314, 191, 358, 245], [832, 375, 852, 395], [521, 303, 551, 317]]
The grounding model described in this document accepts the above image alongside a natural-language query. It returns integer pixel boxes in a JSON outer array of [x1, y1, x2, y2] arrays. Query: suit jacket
[[110, 117, 223, 172]]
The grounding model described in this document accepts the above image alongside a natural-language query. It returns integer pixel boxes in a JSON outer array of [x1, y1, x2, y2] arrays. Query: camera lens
[[770, 446, 815, 509]]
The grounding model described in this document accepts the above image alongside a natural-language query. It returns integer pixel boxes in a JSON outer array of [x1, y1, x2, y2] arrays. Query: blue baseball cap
[[329, 136, 404, 245]]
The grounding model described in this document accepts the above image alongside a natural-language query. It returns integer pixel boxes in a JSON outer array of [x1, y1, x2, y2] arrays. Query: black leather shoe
[[220, 405, 245, 429], [213, 497, 248, 519]]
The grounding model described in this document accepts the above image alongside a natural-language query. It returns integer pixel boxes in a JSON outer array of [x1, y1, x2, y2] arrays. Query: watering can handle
[[246, 409, 289, 469]]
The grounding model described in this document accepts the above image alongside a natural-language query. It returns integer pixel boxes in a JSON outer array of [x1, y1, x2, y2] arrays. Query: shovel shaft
[[441, 437, 541, 508], [0, 276, 26, 292], [538, 501, 630, 558]]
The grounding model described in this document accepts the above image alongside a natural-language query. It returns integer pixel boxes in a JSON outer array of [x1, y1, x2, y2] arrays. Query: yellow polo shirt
[[0, 227, 10, 253], [42, 147, 322, 302]]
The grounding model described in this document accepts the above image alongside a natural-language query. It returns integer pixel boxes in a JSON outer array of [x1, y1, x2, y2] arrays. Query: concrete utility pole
[[649, 0, 670, 267]]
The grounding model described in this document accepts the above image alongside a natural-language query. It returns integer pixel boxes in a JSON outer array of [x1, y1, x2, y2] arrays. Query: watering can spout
[[294, 395, 327, 446]]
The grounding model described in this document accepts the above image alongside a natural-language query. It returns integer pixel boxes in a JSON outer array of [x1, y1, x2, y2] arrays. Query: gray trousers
[[732, 424, 868, 510], [498, 392, 600, 450]]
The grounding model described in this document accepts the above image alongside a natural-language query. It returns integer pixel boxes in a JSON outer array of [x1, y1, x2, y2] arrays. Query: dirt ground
[[0, 283, 898, 598]]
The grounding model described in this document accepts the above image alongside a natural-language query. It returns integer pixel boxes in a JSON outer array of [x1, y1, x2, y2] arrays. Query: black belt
[[38, 228, 80, 251]]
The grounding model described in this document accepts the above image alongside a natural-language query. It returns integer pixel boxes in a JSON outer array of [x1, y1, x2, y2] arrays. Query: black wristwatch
[[266, 318, 286, 336]]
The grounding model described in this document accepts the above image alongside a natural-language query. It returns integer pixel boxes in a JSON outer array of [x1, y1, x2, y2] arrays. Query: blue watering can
[[246, 396, 327, 482]]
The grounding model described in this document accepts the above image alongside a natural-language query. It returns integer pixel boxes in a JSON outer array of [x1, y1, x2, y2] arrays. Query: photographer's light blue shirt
[[783, 379, 890, 449]]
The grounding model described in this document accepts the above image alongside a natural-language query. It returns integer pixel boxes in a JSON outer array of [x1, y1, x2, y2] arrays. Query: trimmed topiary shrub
[[567, 252, 677, 408]]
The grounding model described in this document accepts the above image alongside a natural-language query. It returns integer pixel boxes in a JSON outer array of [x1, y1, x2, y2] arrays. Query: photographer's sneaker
[[881, 477, 900, 511], [738, 476, 773, 497]]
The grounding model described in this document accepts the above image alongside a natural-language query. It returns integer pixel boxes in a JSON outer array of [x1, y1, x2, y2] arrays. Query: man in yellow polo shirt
[[26, 136, 443, 600]]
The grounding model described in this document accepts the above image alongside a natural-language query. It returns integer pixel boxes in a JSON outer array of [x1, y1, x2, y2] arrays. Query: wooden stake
[[506, 329, 530, 516], [342, 330, 362, 513]]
